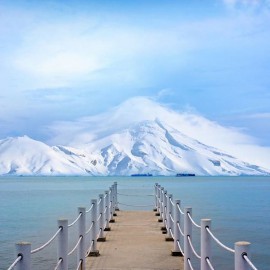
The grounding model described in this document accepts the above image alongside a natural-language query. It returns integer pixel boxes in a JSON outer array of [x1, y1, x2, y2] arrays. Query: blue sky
[[0, 0, 270, 146]]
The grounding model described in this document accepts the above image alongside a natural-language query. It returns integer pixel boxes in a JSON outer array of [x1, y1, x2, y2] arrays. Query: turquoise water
[[0, 176, 269, 270]]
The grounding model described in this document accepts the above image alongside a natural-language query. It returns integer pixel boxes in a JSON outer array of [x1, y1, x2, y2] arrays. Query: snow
[[0, 100, 270, 175]]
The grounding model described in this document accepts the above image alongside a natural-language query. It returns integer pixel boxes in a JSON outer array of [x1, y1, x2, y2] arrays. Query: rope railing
[[68, 236, 82, 256], [7, 255, 22, 270], [85, 240, 94, 257], [206, 227, 235, 253], [187, 258, 195, 270], [85, 221, 94, 235], [118, 202, 154, 207], [177, 222, 184, 236], [169, 213, 174, 223], [187, 212, 201, 229], [243, 254, 258, 270], [86, 203, 94, 213], [68, 213, 82, 227], [31, 227, 62, 254], [54, 258, 63, 270], [76, 260, 83, 270], [206, 257, 215, 270], [170, 197, 175, 206], [155, 183, 259, 270], [7, 182, 117, 270], [177, 240, 184, 256], [117, 192, 154, 197], [187, 235, 201, 259], [97, 213, 102, 222], [169, 228, 174, 239], [176, 203, 184, 215]]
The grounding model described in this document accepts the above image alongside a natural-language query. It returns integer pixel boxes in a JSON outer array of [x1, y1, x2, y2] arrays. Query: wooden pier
[[86, 210, 183, 270]]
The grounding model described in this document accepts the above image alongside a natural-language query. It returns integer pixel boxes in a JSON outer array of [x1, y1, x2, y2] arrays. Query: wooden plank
[[86, 211, 183, 270]]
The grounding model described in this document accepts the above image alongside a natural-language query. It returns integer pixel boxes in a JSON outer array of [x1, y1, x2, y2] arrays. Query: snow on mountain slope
[[0, 136, 104, 175], [80, 120, 269, 176]]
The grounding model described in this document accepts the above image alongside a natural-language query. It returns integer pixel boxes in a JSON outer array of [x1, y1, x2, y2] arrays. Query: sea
[[0, 176, 269, 270]]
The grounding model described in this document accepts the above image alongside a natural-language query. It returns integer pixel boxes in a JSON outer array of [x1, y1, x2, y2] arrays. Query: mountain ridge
[[0, 119, 269, 176]]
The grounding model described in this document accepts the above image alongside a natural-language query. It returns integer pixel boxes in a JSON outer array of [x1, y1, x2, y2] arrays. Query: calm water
[[0, 176, 269, 270]]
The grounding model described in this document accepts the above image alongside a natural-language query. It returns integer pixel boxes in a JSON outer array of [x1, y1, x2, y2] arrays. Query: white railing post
[[114, 182, 119, 211], [158, 185, 161, 213], [184, 207, 192, 270], [57, 219, 68, 270], [113, 183, 117, 216], [109, 187, 115, 223], [98, 194, 106, 241], [77, 207, 86, 270], [201, 219, 211, 270], [162, 189, 167, 227], [166, 194, 173, 240], [15, 242, 31, 270], [159, 187, 164, 222], [172, 200, 182, 256], [104, 191, 111, 231], [156, 185, 161, 217], [235, 241, 250, 270], [154, 183, 158, 211], [89, 199, 99, 256]]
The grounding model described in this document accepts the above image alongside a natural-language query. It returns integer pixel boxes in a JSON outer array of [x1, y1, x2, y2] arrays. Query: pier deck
[[86, 211, 183, 270]]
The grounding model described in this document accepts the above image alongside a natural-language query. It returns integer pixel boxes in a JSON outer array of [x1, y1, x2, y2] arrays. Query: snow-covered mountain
[[0, 119, 269, 176]]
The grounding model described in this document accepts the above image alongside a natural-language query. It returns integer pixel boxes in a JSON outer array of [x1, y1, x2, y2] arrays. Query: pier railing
[[7, 182, 118, 270], [155, 183, 259, 270]]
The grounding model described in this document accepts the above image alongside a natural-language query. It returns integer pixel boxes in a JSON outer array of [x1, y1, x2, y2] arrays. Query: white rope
[[206, 258, 215, 270], [68, 213, 82, 227], [68, 236, 82, 256], [187, 235, 201, 259], [165, 218, 169, 230], [177, 222, 184, 236], [187, 212, 201, 229], [97, 198, 102, 205], [85, 222, 94, 235], [104, 193, 107, 199], [170, 213, 175, 223], [170, 197, 175, 206], [187, 258, 195, 270], [85, 241, 94, 257], [86, 203, 94, 213], [243, 255, 258, 270], [103, 206, 107, 214], [7, 255, 22, 270], [118, 202, 154, 207], [169, 228, 175, 240], [103, 221, 108, 230], [76, 260, 82, 270], [206, 227, 235, 253], [54, 258, 63, 270], [177, 240, 184, 256], [177, 203, 184, 215], [97, 213, 102, 222], [31, 228, 62, 254], [117, 192, 154, 197], [97, 228, 102, 239]]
